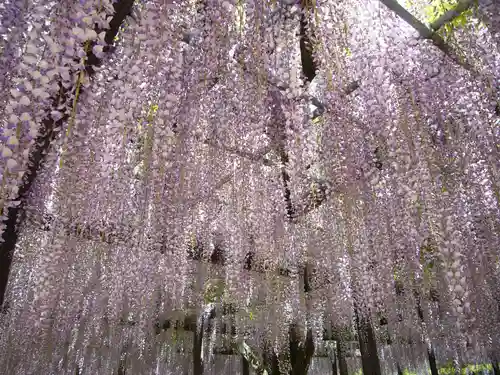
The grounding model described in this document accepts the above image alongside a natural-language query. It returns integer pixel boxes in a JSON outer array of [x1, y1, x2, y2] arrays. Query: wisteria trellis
[[0, 0, 499, 374]]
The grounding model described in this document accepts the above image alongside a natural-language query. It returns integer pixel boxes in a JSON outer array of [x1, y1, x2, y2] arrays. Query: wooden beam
[[378, 0, 476, 73], [379, 0, 433, 38], [199, 137, 273, 166], [430, 0, 474, 31]]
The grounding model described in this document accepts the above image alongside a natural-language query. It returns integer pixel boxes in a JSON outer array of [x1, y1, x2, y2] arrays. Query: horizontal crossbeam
[[378, 0, 476, 73]]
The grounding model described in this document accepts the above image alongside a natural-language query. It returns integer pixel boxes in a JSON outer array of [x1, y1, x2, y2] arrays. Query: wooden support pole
[[262, 341, 280, 375], [428, 345, 439, 375], [242, 355, 250, 375], [331, 351, 338, 375], [337, 338, 349, 375], [355, 309, 381, 375], [492, 361, 500, 375], [288, 324, 316, 375], [193, 315, 204, 375]]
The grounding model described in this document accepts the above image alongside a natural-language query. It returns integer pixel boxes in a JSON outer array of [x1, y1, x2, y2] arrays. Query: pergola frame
[[0, 1, 493, 374]]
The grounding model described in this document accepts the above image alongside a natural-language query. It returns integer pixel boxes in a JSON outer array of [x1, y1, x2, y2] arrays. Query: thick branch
[[299, 2, 317, 83], [199, 136, 273, 166], [0, 0, 136, 308], [280, 151, 296, 222], [28, 172, 232, 247]]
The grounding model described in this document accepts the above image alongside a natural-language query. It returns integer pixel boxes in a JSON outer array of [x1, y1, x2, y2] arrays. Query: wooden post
[[289, 324, 315, 375], [331, 351, 338, 375], [193, 316, 204, 375], [242, 355, 250, 375], [337, 339, 349, 375], [262, 340, 281, 375], [355, 309, 381, 375], [492, 361, 500, 375], [428, 346, 438, 375]]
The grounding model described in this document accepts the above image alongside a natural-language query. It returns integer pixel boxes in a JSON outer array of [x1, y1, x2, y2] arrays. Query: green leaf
[[203, 278, 225, 304]]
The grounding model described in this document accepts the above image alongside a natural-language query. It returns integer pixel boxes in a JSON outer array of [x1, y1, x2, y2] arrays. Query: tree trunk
[[0, 0, 135, 309]]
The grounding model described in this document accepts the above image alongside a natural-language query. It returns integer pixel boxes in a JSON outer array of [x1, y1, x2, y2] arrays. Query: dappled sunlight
[[0, 0, 499, 374]]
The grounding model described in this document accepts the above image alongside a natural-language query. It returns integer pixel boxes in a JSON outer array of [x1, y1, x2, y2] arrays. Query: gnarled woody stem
[[0, 0, 135, 308]]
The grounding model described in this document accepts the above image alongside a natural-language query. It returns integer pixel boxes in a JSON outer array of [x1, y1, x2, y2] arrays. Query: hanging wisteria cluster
[[0, 0, 499, 374]]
